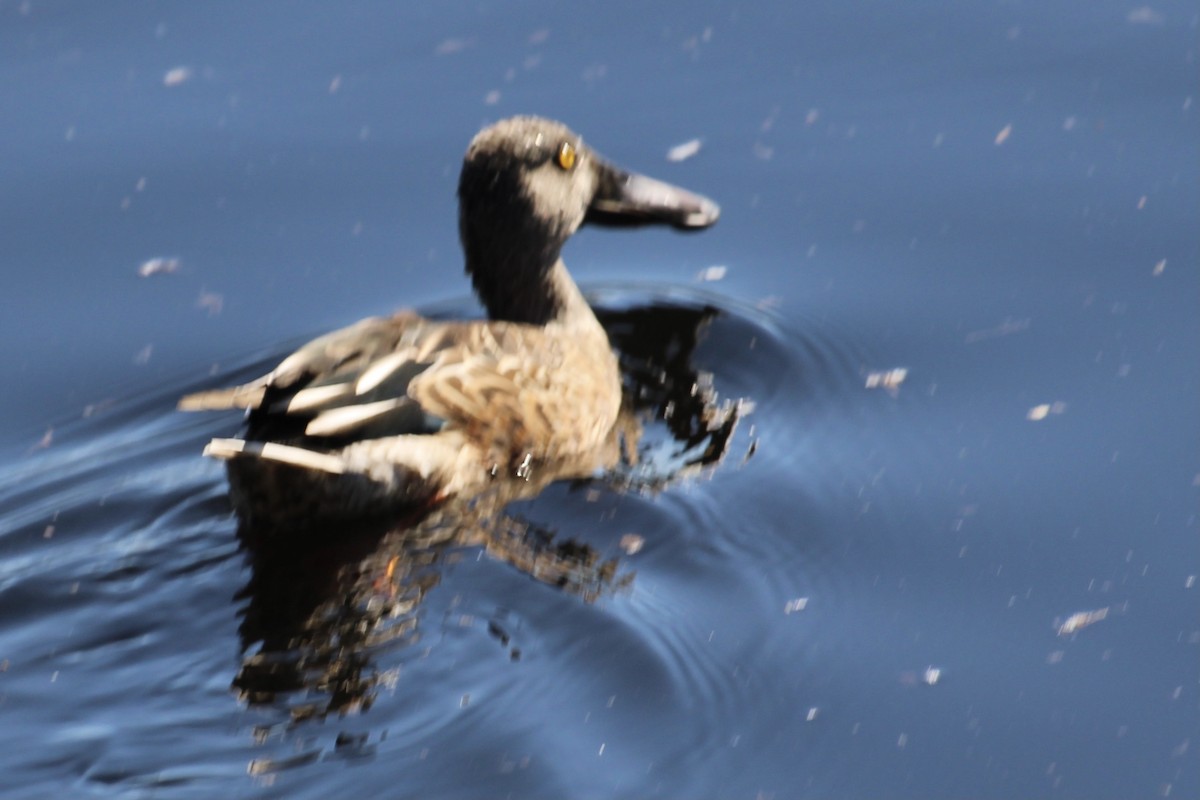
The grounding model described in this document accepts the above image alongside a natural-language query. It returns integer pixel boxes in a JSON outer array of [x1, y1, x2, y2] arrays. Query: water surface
[[2, 2, 1197, 798]]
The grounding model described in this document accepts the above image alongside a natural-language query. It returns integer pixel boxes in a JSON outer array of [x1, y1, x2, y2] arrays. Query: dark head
[[457, 116, 719, 326]]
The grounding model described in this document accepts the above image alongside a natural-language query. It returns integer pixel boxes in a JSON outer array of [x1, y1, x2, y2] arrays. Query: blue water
[[2, 2, 1197, 798]]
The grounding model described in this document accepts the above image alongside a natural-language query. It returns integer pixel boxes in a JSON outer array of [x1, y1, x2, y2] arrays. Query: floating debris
[[197, 289, 224, 316], [163, 66, 192, 87], [435, 38, 473, 56], [865, 367, 908, 394], [1127, 6, 1165, 24], [805, 707, 819, 722], [138, 257, 181, 277], [923, 666, 942, 686], [667, 138, 702, 163], [1026, 401, 1067, 421], [1057, 607, 1108, 636], [760, 106, 780, 133], [965, 317, 1030, 343], [695, 265, 727, 282], [618, 534, 644, 556], [1153, 259, 1167, 276], [994, 123, 1013, 146], [784, 597, 808, 614], [28, 427, 53, 454], [581, 63, 608, 84]]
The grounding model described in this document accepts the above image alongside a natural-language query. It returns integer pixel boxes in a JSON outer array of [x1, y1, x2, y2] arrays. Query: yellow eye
[[555, 141, 577, 170]]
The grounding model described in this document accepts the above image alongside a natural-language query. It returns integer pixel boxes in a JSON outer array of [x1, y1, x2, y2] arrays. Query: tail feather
[[178, 383, 267, 411], [203, 438, 347, 474]]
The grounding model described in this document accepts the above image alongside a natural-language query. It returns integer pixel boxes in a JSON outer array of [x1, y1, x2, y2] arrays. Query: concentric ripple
[[0, 285, 940, 798]]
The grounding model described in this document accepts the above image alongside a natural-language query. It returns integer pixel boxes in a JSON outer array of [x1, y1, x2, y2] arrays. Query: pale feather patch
[[178, 382, 267, 411], [276, 382, 355, 413], [203, 438, 249, 459], [305, 398, 405, 437], [270, 349, 317, 383], [356, 350, 416, 394], [415, 326, 454, 362], [204, 437, 347, 474]]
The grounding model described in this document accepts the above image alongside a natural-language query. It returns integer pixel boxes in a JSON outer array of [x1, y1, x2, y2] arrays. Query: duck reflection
[[231, 301, 741, 721]]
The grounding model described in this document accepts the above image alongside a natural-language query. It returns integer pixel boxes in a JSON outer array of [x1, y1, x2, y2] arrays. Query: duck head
[[458, 116, 719, 326]]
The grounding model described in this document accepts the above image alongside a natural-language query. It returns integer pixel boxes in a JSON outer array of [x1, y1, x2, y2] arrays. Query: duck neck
[[465, 244, 599, 331], [458, 157, 600, 331]]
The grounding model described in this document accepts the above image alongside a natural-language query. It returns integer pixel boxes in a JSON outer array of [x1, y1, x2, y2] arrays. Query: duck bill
[[586, 161, 720, 231]]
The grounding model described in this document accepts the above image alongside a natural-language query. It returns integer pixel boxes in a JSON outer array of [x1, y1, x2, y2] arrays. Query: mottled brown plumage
[[180, 116, 719, 530]]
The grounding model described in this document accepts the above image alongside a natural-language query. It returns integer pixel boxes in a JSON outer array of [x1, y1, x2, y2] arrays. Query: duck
[[179, 116, 720, 531]]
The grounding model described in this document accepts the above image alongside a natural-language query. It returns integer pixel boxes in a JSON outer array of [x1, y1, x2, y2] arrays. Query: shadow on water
[[227, 293, 747, 755]]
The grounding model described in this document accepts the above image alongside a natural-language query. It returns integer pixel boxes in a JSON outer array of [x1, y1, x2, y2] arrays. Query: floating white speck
[[138, 257, 181, 277], [994, 123, 1012, 145], [163, 66, 192, 87], [619, 533, 644, 555], [435, 38, 472, 56], [923, 666, 941, 685], [965, 317, 1030, 343], [667, 138, 702, 162], [197, 289, 224, 316], [806, 707, 819, 722], [865, 368, 908, 393], [328, 75, 342, 94], [1026, 401, 1067, 421], [696, 265, 727, 282], [1153, 259, 1166, 276], [484, 90, 501, 106], [784, 597, 808, 614], [1127, 7, 1165, 24], [1057, 607, 1108, 636]]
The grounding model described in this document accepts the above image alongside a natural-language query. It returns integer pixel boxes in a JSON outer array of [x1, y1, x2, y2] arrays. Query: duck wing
[[180, 312, 619, 457], [179, 311, 457, 443]]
